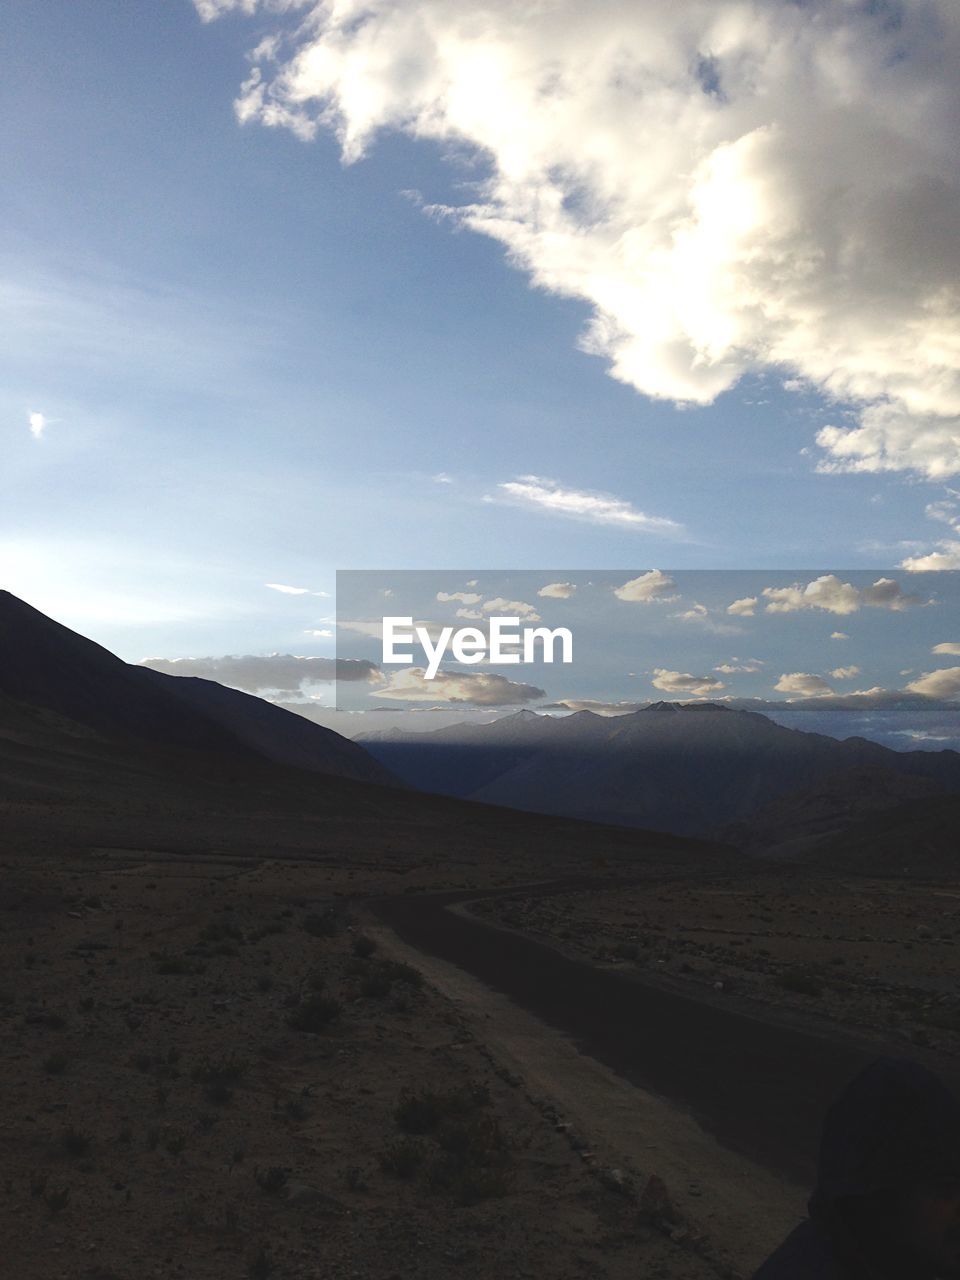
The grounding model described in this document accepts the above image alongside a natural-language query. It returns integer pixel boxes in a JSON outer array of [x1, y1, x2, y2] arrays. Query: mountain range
[[357, 702, 960, 852]]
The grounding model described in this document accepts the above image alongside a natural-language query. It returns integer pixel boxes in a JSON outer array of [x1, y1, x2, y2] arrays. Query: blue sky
[[2, 1, 960, 732]]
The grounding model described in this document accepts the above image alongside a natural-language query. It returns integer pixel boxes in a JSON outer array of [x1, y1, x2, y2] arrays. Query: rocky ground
[[0, 851, 727, 1280], [465, 868, 960, 1061]]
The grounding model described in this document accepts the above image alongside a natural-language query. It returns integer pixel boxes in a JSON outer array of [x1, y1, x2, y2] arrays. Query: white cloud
[[775, 672, 835, 698], [437, 590, 481, 604], [28, 411, 47, 440], [831, 631, 849, 641], [762, 574, 922, 616], [212, 0, 960, 478], [193, 0, 258, 21], [933, 642, 960, 656], [651, 667, 725, 697], [455, 607, 482, 619], [377, 667, 545, 705], [901, 541, 960, 571], [727, 596, 757, 617], [265, 582, 331, 597], [829, 666, 861, 680], [482, 596, 541, 621], [305, 628, 333, 638], [715, 657, 763, 674], [674, 602, 709, 622], [906, 666, 960, 700], [494, 476, 681, 534], [614, 570, 678, 603], [431, 472, 453, 483], [538, 581, 576, 599]]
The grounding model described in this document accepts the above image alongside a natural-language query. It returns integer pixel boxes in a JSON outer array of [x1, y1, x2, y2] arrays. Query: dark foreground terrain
[[4, 594, 959, 1279]]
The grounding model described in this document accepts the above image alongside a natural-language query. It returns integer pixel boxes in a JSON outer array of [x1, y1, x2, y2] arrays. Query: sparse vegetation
[[287, 993, 342, 1033]]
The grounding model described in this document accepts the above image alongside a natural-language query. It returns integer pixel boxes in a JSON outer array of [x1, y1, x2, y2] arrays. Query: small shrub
[[775, 968, 823, 998], [352, 934, 378, 959], [302, 911, 339, 938], [379, 1137, 427, 1179], [60, 1126, 92, 1157], [254, 1165, 290, 1195], [394, 1084, 490, 1135], [45, 1185, 70, 1216], [288, 994, 342, 1033]]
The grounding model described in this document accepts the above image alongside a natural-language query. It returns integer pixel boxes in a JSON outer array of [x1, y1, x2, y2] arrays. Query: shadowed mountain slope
[[0, 591, 392, 785], [358, 702, 960, 844]]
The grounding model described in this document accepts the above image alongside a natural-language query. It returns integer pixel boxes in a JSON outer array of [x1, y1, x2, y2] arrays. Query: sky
[[2, 1, 960, 738]]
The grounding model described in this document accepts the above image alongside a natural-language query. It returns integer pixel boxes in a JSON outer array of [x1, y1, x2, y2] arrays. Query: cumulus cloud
[[906, 666, 960, 699], [455, 607, 482, 619], [651, 668, 725, 697], [774, 672, 835, 698], [208, 0, 960, 477], [614, 570, 678, 603], [28, 411, 47, 440], [829, 665, 861, 680], [538, 582, 576, 599], [141, 653, 380, 694], [482, 596, 541, 621], [933, 642, 960, 656], [831, 631, 849, 641], [493, 476, 681, 534], [727, 596, 757, 617], [265, 582, 331, 597], [376, 667, 545, 705], [762, 574, 923, 616], [715, 657, 763, 674], [437, 590, 481, 604], [901, 541, 960, 571]]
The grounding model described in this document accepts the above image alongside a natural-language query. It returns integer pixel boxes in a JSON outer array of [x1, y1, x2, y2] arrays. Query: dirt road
[[369, 877, 911, 1189]]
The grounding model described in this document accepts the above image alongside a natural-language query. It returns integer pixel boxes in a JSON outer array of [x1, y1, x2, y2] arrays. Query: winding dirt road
[[369, 876, 934, 1189]]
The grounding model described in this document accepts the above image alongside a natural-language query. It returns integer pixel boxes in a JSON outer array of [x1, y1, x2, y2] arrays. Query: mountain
[[357, 702, 960, 847], [0, 590, 393, 786]]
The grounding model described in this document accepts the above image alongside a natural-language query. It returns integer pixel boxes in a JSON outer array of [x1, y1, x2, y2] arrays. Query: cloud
[[376, 667, 545, 705], [455, 607, 482, 619], [211, 0, 960, 478], [774, 672, 835, 698], [437, 590, 481, 604], [193, 0, 258, 20], [265, 582, 331, 597], [614, 570, 678, 603], [493, 476, 681, 534], [28, 411, 47, 440], [304, 628, 333, 638], [538, 582, 576, 599], [482, 596, 541, 621], [431, 472, 453, 483], [715, 657, 763, 674], [762, 574, 923, 616], [933, 642, 960, 656], [141, 653, 380, 694], [831, 631, 850, 640], [727, 596, 757, 617], [906, 666, 960, 700], [829, 666, 861, 680], [674, 602, 709, 622], [651, 668, 725, 697], [901, 541, 960, 571]]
